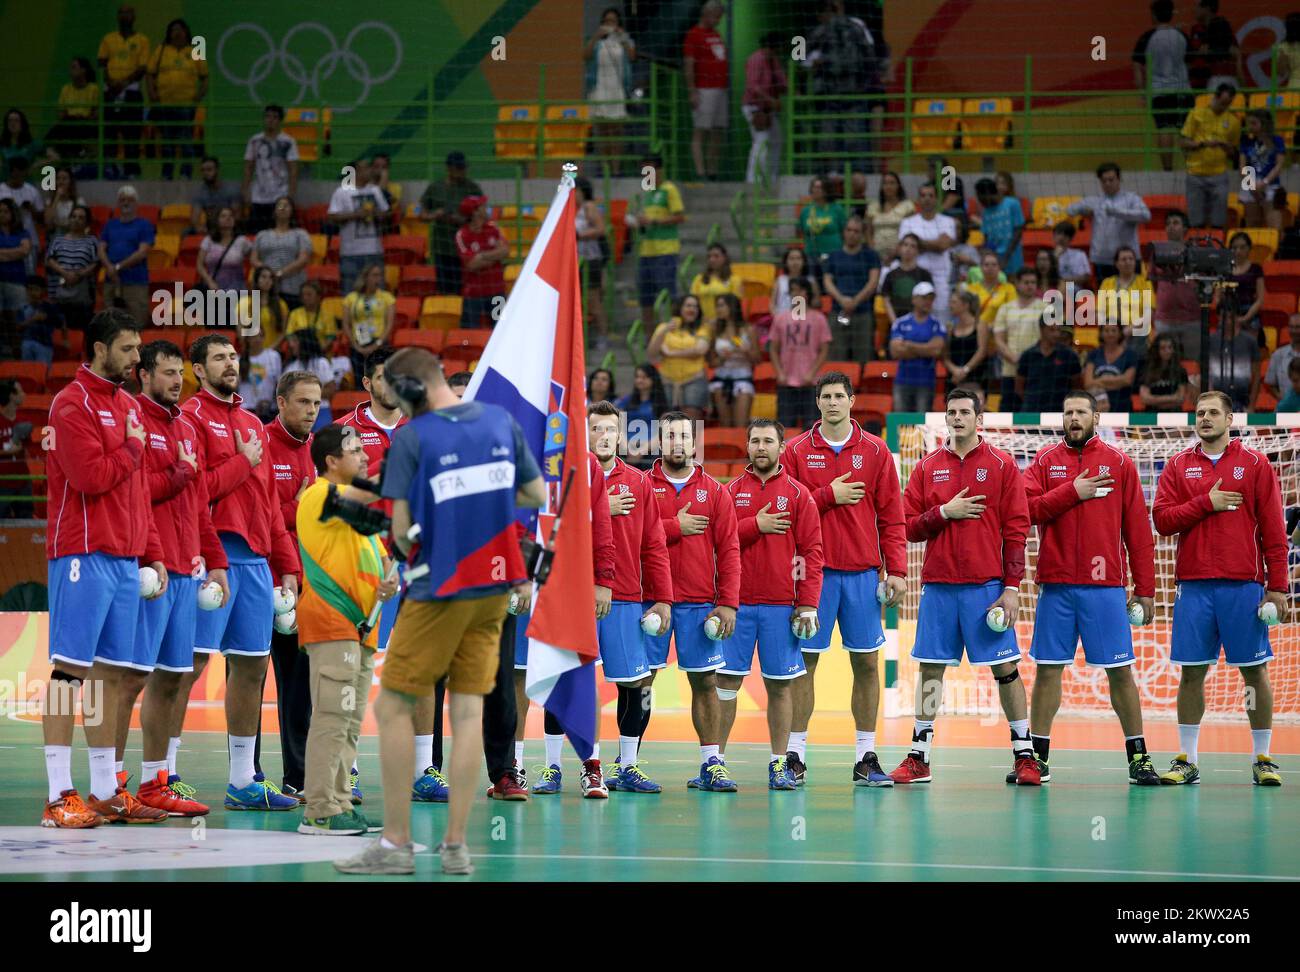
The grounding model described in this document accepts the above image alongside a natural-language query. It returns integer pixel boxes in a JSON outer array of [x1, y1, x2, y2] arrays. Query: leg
[[114, 669, 149, 765], [480, 615, 518, 782], [715, 673, 743, 753], [691, 126, 706, 179], [686, 670, 719, 746], [139, 669, 181, 766], [847, 651, 880, 734], [302, 642, 355, 821], [413, 684, 439, 767], [339, 649, 376, 811], [1104, 665, 1144, 738], [225, 653, 270, 787], [1030, 664, 1064, 737], [1176, 663, 1209, 728], [765, 678, 792, 758], [376, 688, 417, 846], [992, 661, 1027, 722], [790, 650, 818, 733], [513, 670, 529, 743], [444, 691, 485, 847], [1239, 663, 1273, 734], [733, 392, 753, 428]]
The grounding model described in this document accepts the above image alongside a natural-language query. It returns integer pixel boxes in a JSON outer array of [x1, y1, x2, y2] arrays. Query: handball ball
[[986, 606, 1009, 633], [508, 592, 521, 616], [791, 611, 819, 640], [641, 612, 663, 637], [138, 566, 161, 599], [273, 608, 297, 635], [703, 615, 722, 641], [273, 586, 296, 615], [1258, 601, 1280, 626], [1127, 602, 1146, 626], [876, 581, 887, 604], [197, 580, 224, 611]]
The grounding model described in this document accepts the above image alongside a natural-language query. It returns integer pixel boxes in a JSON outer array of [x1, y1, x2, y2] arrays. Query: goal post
[[883, 410, 1300, 723]]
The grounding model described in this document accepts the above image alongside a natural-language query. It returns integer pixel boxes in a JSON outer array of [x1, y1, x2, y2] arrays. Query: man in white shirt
[[238, 330, 284, 421], [898, 182, 956, 321], [0, 158, 44, 273], [242, 105, 299, 233], [327, 158, 389, 293]]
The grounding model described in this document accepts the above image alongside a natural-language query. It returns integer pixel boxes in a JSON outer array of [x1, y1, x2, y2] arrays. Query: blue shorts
[[193, 558, 274, 656], [1171, 580, 1274, 667], [721, 604, 806, 679], [1029, 584, 1134, 668], [599, 601, 651, 682], [48, 553, 141, 671], [136, 573, 200, 673], [643, 602, 722, 672], [637, 254, 678, 307], [806, 567, 885, 652], [913, 581, 1021, 667], [513, 609, 532, 670]]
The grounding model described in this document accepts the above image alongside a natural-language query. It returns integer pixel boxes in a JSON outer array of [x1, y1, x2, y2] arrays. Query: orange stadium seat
[[393, 296, 422, 329], [818, 360, 862, 390], [306, 264, 340, 297], [45, 361, 81, 393], [442, 329, 490, 357], [702, 427, 747, 461], [283, 107, 332, 164], [752, 361, 777, 394], [398, 265, 439, 297], [392, 330, 444, 352], [860, 360, 898, 395], [0, 361, 46, 393]]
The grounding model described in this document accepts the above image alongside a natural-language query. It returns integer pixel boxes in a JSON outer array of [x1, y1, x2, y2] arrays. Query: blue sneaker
[[532, 764, 562, 794], [412, 766, 449, 803], [852, 752, 895, 787], [617, 762, 662, 793], [225, 777, 300, 811], [769, 756, 797, 790], [697, 756, 738, 793], [350, 766, 362, 804], [604, 758, 622, 791]]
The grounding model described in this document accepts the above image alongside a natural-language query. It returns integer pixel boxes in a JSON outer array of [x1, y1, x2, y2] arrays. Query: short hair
[[1196, 390, 1233, 413], [138, 339, 184, 375], [844, 214, 866, 230], [264, 104, 285, 121], [1095, 162, 1121, 180], [658, 410, 691, 437], [974, 177, 997, 195], [364, 346, 395, 380], [446, 370, 472, 389], [0, 378, 20, 408], [1114, 245, 1139, 262], [1062, 388, 1097, 411], [201, 155, 219, 167], [945, 386, 982, 414], [189, 332, 235, 367], [1151, 0, 1174, 23], [1052, 220, 1076, 239], [385, 347, 444, 392], [70, 203, 90, 223], [788, 275, 812, 295], [1215, 81, 1237, 98], [899, 232, 921, 248], [747, 417, 785, 440], [1165, 208, 1188, 225], [87, 308, 142, 361], [816, 370, 855, 399], [1015, 265, 1038, 281], [7, 155, 29, 171], [588, 400, 621, 418], [917, 181, 938, 196], [310, 424, 347, 474], [276, 370, 322, 400]]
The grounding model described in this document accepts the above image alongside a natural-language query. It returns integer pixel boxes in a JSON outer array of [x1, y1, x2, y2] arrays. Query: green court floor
[[0, 718, 1295, 882]]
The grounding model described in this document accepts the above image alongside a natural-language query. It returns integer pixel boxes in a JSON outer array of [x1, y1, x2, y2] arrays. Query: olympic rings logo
[[216, 21, 403, 113]]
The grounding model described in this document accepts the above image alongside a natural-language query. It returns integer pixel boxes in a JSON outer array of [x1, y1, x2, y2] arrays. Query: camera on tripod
[[318, 480, 391, 536], [1150, 238, 1233, 279]]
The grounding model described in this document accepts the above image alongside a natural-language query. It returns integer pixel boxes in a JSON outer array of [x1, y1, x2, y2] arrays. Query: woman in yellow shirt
[[342, 263, 396, 380], [1097, 246, 1154, 338], [286, 280, 340, 350], [146, 18, 208, 179], [647, 293, 712, 420], [963, 249, 1016, 324], [49, 58, 100, 162], [238, 266, 290, 347], [689, 243, 742, 307]]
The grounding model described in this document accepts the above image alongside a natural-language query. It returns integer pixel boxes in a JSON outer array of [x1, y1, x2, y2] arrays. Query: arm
[[590, 459, 616, 586], [1151, 458, 1212, 535], [516, 474, 545, 509], [768, 329, 785, 385], [904, 462, 948, 542], [1024, 455, 1081, 526], [116, 239, 151, 273], [711, 488, 742, 610], [50, 402, 143, 495], [639, 485, 675, 604], [202, 444, 254, 501], [1105, 193, 1151, 224], [391, 498, 414, 557], [646, 323, 668, 363], [241, 158, 253, 206], [998, 463, 1030, 588], [875, 449, 909, 576], [793, 491, 825, 608], [1241, 275, 1265, 325], [852, 267, 880, 304], [148, 454, 194, 502], [822, 271, 849, 307], [736, 509, 762, 547], [1121, 460, 1156, 598], [1256, 460, 1290, 593]]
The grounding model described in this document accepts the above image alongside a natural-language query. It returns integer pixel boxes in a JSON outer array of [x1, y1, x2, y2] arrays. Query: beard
[[208, 370, 239, 396]]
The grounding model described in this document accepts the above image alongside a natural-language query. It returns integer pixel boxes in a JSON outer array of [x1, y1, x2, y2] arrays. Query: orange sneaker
[[41, 789, 104, 828], [137, 769, 209, 817], [87, 785, 169, 824]]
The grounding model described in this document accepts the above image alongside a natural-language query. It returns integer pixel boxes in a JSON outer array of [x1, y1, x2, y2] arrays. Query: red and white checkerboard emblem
[[976, 468, 988, 482], [776, 495, 788, 512], [852, 454, 863, 470], [1233, 466, 1244, 480], [696, 488, 708, 504]]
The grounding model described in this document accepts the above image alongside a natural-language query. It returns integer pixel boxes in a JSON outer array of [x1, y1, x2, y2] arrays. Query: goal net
[[893, 414, 1300, 723]]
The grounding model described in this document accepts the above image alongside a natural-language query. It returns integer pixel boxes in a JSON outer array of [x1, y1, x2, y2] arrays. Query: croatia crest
[[696, 488, 708, 504], [1099, 465, 1110, 476], [1233, 466, 1244, 480], [776, 494, 789, 512], [852, 453, 863, 470], [976, 468, 988, 482], [617, 482, 630, 494], [542, 379, 568, 482]]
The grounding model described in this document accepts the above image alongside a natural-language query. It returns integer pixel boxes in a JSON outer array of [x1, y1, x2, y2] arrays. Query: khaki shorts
[[381, 594, 508, 697]]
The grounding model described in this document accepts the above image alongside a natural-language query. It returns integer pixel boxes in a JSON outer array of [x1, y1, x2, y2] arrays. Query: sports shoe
[[41, 789, 103, 828], [1159, 754, 1201, 785], [888, 754, 932, 784], [531, 764, 562, 795], [167, 776, 198, 800], [280, 784, 307, 804], [298, 812, 366, 836], [580, 759, 609, 799], [1253, 755, 1282, 786], [87, 785, 169, 823], [1128, 753, 1161, 785], [604, 757, 622, 791], [441, 842, 474, 875], [412, 766, 449, 803], [697, 756, 738, 792], [853, 752, 894, 787], [345, 808, 383, 833], [225, 777, 301, 810], [137, 769, 209, 816], [617, 762, 662, 793], [487, 768, 529, 801], [769, 756, 796, 790], [350, 768, 362, 805], [1012, 754, 1042, 786], [334, 838, 415, 875], [785, 751, 806, 786], [1005, 757, 1050, 784], [514, 762, 529, 791]]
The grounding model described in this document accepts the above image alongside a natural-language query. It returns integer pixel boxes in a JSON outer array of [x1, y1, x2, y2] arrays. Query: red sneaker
[[888, 754, 932, 784], [137, 769, 209, 816], [486, 768, 529, 801], [87, 786, 169, 823], [580, 759, 609, 799], [1012, 754, 1042, 786]]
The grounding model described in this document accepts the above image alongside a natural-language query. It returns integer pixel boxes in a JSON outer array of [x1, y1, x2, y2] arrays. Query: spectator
[[1220, 231, 1266, 337], [328, 157, 389, 293], [43, 167, 85, 240], [145, 18, 206, 180], [944, 289, 991, 394], [190, 156, 242, 237], [690, 242, 741, 306], [769, 276, 831, 430], [239, 266, 289, 347], [19, 275, 64, 364], [898, 182, 956, 320], [879, 232, 933, 324], [418, 151, 482, 297], [1150, 210, 1203, 358], [97, 4, 149, 179], [284, 330, 337, 401], [1265, 313, 1300, 399], [1140, 333, 1191, 411], [1066, 163, 1151, 281], [1204, 307, 1259, 410], [0, 379, 28, 459], [709, 293, 758, 426], [98, 184, 153, 324], [0, 157, 44, 262], [1277, 359, 1300, 412], [615, 363, 668, 468], [629, 152, 685, 333], [1197, 8, 1242, 92], [1097, 246, 1155, 339], [798, 176, 846, 281], [928, 161, 968, 237], [1084, 323, 1141, 412], [972, 177, 1024, 272], [1017, 319, 1083, 412], [45, 203, 98, 332], [995, 171, 1019, 206], [455, 194, 508, 328], [368, 154, 400, 228], [822, 214, 881, 360], [888, 281, 945, 412], [965, 249, 1015, 324], [587, 367, 616, 403], [47, 58, 100, 167], [197, 206, 252, 294], [584, 8, 637, 174], [1133, 0, 1191, 172], [1240, 110, 1286, 230], [238, 329, 283, 421], [771, 246, 822, 317], [243, 104, 300, 234], [286, 280, 339, 350], [683, 0, 729, 181], [866, 171, 914, 262], [1274, 12, 1300, 92], [807, 0, 873, 163], [574, 176, 609, 348], [1, 109, 52, 175], [993, 266, 1046, 410], [647, 293, 711, 420], [1180, 82, 1240, 229], [1034, 249, 1061, 298], [252, 196, 313, 310], [1052, 220, 1092, 287], [742, 31, 786, 186], [446, 371, 473, 397], [342, 263, 395, 381]]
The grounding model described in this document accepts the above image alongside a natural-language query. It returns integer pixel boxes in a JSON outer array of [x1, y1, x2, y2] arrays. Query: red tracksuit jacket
[[265, 416, 316, 543], [904, 437, 1030, 587], [181, 387, 299, 578], [727, 464, 824, 607], [602, 456, 673, 603], [46, 365, 162, 563], [336, 401, 406, 481], [647, 460, 741, 608], [1024, 435, 1155, 597], [785, 419, 907, 576], [1152, 438, 1289, 593], [589, 452, 616, 587], [136, 393, 227, 577]]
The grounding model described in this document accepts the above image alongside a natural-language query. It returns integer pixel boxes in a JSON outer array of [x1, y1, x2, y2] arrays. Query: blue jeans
[[21, 339, 53, 364], [339, 254, 383, 293], [637, 254, 677, 308]]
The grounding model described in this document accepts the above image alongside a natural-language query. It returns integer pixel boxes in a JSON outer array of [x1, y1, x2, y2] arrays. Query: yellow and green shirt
[[98, 31, 150, 87], [636, 182, 684, 258], [148, 43, 208, 104], [1180, 106, 1241, 176]]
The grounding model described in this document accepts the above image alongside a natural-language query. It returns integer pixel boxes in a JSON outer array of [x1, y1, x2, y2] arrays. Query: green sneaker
[[334, 838, 414, 875], [1252, 755, 1282, 786], [1128, 753, 1161, 785], [298, 812, 365, 836], [345, 808, 383, 833], [1159, 754, 1200, 785]]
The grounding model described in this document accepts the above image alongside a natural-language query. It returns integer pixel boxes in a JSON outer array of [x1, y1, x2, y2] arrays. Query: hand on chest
[[925, 461, 995, 503]]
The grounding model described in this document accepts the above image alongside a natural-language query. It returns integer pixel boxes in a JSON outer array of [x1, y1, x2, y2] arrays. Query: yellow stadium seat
[[147, 248, 175, 272], [309, 233, 329, 264], [1242, 227, 1280, 264], [161, 203, 190, 222], [910, 99, 962, 154], [544, 105, 591, 160], [321, 296, 344, 321], [732, 262, 776, 300], [1248, 91, 1300, 146], [420, 295, 463, 331], [1032, 195, 1083, 228], [284, 107, 332, 164], [961, 97, 1013, 152], [495, 105, 539, 160], [1194, 92, 1247, 113], [153, 233, 180, 259], [504, 263, 521, 292], [384, 265, 400, 293], [751, 392, 776, 420]]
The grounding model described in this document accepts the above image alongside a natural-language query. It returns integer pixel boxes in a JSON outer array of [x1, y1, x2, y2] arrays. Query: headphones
[[389, 371, 427, 409]]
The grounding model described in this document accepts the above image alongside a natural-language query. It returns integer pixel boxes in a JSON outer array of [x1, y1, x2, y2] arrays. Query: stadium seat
[[752, 361, 777, 394], [154, 265, 198, 291], [176, 234, 203, 267], [382, 235, 427, 266], [45, 361, 81, 393], [851, 393, 892, 429], [160, 202, 190, 222], [1260, 292, 1298, 332], [504, 263, 521, 293], [283, 107, 332, 164], [89, 205, 112, 231], [1263, 260, 1300, 300], [860, 360, 898, 395], [818, 360, 862, 390], [732, 263, 776, 300], [910, 98, 961, 153], [17, 392, 52, 429], [702, 427, 747, 461], [1248, 91, 1300, 146], [325, 236, 342, 265], [308, 233, 329, 264], [393, 296, 422, 329], [306, 264, 340, 297], [1193, 90, 1247, 118], [702, 461, 733, 482], [960, 97, 1013, 152], [1031, 196, 1082, 228], [136, 204, 160, 225], [384, 265, 400, 293], [495, 104, 540, 160], [0, 361, 46, 393], [299, 204, 329, 234], [147, 247, 175, 272], [330, 390, 367, 414], [543, 104, 591, 160], [744, 295, 771, 321], [442, 329, 490, 357], [420, 295, 462, 331], [1241, 228, 1279, 264], [152, 233, 180, 259], [138, 328, 172, 347], [440, 356, 468, 376], [751, 392, 776, 419], [398, 264, 439, 297], [608, 198, 629, 263], [392, 330, 444, 352], [1143, 194, 1187, 227], [1020, 227, 1055, 265], [54, 329, 83, 361]]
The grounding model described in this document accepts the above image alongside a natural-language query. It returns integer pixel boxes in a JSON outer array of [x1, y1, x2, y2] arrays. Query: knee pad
[[715, 687, 739, 702], [994, 668, 1021, 685], [49, 668, 83, 686]]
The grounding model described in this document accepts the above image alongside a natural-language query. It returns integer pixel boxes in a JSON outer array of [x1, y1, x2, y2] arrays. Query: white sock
[[544, 733, 564, 767], [1178, 724, 1201, 764], [590, 742, 600, 761], [855, 731, 876, 762], [1251, 728, 1273, 758], [911, 720, 935, 762], [141, 759, 168, 783], [228, 735, 256, 788], [414, 734, 434, 779], [788, 730, 807, 760], [114, 760, 124, 776], [514, 741, 525, 767], [45, 745, 72, 803], [89, 747, 117, 798], [167, 736, 181, 777], [618, 735, 638, 766], [1010, 718, 1032, 755], [700, 744, 720, 762]]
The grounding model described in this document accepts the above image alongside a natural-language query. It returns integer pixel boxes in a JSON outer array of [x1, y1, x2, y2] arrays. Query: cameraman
[[335, 347, 544, 877], [295, 425, 397, 836]]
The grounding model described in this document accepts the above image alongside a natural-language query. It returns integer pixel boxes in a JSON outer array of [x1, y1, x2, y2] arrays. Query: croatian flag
[[464, 170, 599, 758]]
